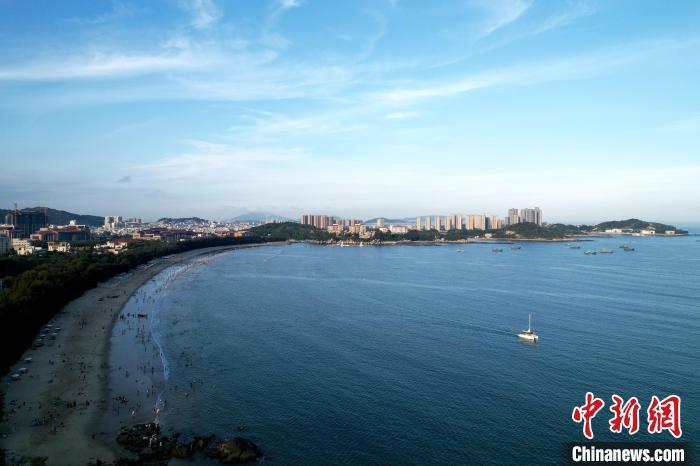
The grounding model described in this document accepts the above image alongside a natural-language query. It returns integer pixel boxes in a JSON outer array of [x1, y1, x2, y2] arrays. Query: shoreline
[[0, 242, 280, 465]]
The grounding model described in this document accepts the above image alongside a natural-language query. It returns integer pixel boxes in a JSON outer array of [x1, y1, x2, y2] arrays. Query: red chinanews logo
[[571, 393, 682, 439]]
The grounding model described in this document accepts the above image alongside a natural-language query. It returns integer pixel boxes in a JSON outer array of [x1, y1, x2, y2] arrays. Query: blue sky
[[1, 0, 698, 223]]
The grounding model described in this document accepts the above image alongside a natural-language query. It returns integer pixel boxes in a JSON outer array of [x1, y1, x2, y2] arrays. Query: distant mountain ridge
[[229, 212, 291, 222], [157, 217, 209, 224], [0, 206, 103, 227], [365, 217, 415, 224]]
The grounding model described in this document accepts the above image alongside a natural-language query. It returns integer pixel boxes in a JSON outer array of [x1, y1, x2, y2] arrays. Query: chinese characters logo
[[571, 392, 682, 439]]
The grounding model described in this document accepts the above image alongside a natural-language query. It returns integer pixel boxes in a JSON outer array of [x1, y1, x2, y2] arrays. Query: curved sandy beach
[[0, 243, 276, 465]]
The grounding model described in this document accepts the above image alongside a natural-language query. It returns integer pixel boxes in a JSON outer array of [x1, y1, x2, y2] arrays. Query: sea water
[[124, 235, 699, 464]]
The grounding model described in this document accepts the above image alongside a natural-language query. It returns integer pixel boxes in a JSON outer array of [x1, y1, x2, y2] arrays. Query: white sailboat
[[518, 313, 539, 342]]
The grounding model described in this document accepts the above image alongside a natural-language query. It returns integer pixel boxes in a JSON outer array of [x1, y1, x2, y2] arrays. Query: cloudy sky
[[1, 0, 698, 223]]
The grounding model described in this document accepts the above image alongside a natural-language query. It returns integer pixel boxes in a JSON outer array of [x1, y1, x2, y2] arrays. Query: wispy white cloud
[[0, 50, 205, 81], [260, 0, 304, 49], [473, 0, 532, 38], [375, 38, 698, 104], [124, 138, 700, 220], [184, 0, 223, 30], [64, 1, 136, 25], [385, 111, 421, 120], [534, 0, 597, 34]]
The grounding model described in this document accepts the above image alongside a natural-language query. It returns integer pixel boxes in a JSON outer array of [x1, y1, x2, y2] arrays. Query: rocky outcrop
[[113, 424, 261, 464], [207, 437, 263, 464]]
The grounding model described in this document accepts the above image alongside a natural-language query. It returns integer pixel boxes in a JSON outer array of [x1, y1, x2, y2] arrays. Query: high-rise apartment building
[[465, 215, 475, 230], [425, 216, 432, 230], [300, 215, 333, 229], [519, 207, 543, 226], [416, 217, 422, 230], [473, 214, 486, 230], [12, 208, 48, 238], [434, 215, 441, 231], [444, 215, 453, 231], [507, 208, 520, 226], [453, 214, 462, 230]]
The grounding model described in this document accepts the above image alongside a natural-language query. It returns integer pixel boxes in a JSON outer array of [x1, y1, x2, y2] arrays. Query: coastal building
[[416, 217, 422, 230], [390, 225, 408, 234], [11, 238, 42, 255], [490, 215, 503, 230], [11, 208, 48, 238], [453, 214, 462, 230], [48, 241, 71, 253], [434, 215, 441, 231], [520, 207, 543, 226], [444, 215, 453, 231], [507, 208, 520, 226], [95, 239, 132, 254], [465, 215, 475, 230], [104, 215, 125, 231], [132, 228, 195, 241], [376, 218, 385, 228], [348, 224, 366, 235], [327, 223, 343, 234], [300, 214, 333, 229], [30, 225, 90, 242], [0, 234, 10, 255], [0, 224, 13, 237], [11, 238, 33, 250], [473, 214, 486, 230], [425, 216, 431, 230]]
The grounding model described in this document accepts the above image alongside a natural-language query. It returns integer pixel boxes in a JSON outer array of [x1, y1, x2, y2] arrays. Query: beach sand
[[0, 243, 275, 465]]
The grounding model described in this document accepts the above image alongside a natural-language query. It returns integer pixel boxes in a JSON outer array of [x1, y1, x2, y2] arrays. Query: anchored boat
[[518, 313, 539, 342]]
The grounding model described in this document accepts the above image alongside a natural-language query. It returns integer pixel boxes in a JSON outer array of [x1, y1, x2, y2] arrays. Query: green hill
[[248, 222, 332, 241], [493, 222, 569, 239], [0, 207, 103, 227], [594, 219, 686, 234]]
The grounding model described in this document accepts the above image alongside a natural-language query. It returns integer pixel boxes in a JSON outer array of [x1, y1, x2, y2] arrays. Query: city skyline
[[1, 1, 699, 223]]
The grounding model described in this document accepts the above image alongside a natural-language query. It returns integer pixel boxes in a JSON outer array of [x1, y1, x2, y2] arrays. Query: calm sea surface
[[138, 236, 698, 465]]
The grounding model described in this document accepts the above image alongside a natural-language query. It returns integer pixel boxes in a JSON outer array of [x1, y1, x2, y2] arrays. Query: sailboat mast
[[528, 313, 531, 332]]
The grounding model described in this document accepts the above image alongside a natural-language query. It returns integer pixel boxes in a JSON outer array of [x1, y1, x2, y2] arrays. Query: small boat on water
[[11, 374, 20, 381], [599, 248, 614, 254], [619, 244, 629, 249], [492, 247, 503, 253], [456, 249, 464, 253], [24, 357, 33, 364], [511, 246, 521, 250], [569, 245, 581, 249], [584, 250, 597, 255], [518, 313, 539, 342], [622, 246, 635, 251]]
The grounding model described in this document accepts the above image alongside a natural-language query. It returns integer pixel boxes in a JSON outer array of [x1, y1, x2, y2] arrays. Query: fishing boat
[[518, 313, 539, 342], [584, 250, 597, 255], [456, 249, 464, 253], [492, 247, 503, 252], [622, 246, 635, 251], [599, 248, 614, 254], [511, 245, 521, 250]]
